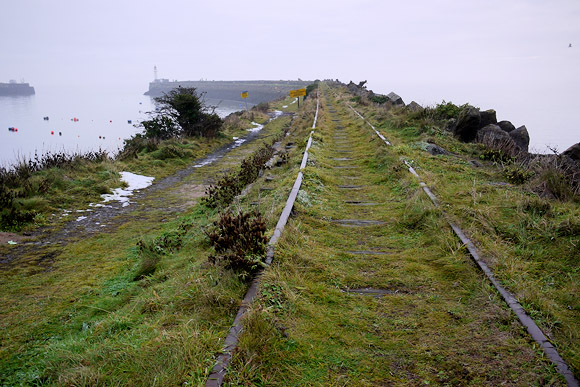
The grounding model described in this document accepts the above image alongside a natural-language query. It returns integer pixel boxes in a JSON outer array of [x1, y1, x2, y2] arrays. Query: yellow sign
[[241, 91, 249, 99], [289, 88, 306, 98]]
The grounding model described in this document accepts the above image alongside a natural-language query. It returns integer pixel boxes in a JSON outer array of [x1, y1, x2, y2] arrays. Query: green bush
[[305, 81, 319, 98], [370, 95, 389, 104], [207, 210, 268, 280], [503, 164, 534, 184], [154, 87, 223, 138], [433, 101, 469, 120]]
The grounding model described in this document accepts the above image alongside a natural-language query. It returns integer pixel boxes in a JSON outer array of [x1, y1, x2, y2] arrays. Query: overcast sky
[[2, 0, 579, 150]]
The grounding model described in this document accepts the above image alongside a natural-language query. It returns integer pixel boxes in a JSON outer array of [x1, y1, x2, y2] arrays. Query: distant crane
[[154, 65, 158, 81]]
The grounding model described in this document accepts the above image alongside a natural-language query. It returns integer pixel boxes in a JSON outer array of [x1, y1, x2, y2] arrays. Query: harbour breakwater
[[0, 82, 35, 96], [145, 80, 311, 104]]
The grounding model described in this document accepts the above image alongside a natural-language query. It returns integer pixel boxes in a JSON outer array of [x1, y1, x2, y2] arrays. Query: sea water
[[0, 85, 246, 168]]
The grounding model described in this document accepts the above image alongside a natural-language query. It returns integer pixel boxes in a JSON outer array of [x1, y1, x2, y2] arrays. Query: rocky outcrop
[[477, 124, 512, 142], [497, 120, 516, 133], [386, 92, 405, 106], [425, 143, 451, 156], [509, 126, 530, 152], [407, 101, 423, 112], [452, 106, 530, 153], [562, 142, 580, 161], [480, 109, 497, 128], [453, 107, 481, 142], [477, 124, 518, 150]]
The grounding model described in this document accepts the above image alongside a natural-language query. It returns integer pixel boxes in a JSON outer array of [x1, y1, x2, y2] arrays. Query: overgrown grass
[[349, 84, 580, 377], [226, 85, 570, 385], [0, 95, 318, 385]]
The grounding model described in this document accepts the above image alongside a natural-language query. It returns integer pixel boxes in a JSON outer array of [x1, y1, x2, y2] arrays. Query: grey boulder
[[509, 125, 530, 152], [497, 120, 516, 133], [453, 106, 481, 142], [386, 92, 405, 106], [407, 101, 423, 112], [480, 109, 497, 128], [562, 142, 580, 161], [477, 124, 516, 147]]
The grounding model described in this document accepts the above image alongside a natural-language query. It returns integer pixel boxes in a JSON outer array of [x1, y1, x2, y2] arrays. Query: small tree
[[153, 87, 223, 138], [141, 115, 178, 140]]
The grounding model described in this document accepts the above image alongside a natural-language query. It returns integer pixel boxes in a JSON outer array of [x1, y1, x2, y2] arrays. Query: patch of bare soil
[[0, 232, 28, 245]]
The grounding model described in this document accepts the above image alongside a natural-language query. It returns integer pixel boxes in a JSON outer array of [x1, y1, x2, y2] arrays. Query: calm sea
[[0, 85, 246, 168]]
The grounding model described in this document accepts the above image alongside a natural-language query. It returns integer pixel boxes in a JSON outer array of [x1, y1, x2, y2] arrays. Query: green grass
[[2, 85, 576, 385], [0, 99, 320, 385], [225, 85, 568, 385]]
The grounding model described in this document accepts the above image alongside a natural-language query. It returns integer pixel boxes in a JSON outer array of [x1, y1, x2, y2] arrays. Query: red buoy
[[51, 130, 54, 135]]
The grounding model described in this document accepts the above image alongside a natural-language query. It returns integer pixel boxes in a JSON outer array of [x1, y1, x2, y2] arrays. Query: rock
[[477, 124, 512, 143], [407, 101, 423, 112], [386, 92, 405, 106], [453, 106, 481, 142], [445, 118, 456, 132], [477, 124, 519, 151], [497, 120, 516, 133], [509, 125, 530, 152], [425, 143, 450, 156], [562, 142, 580, 161], [479, 109, 497, 128]]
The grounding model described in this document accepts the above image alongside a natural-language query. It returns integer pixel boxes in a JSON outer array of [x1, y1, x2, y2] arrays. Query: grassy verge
[[0, 96, 318, 385], [344, 89, 580, 377], [0, 107, 270, 233]]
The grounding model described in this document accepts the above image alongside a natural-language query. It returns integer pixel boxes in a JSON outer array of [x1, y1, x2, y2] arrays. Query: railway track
[[218, 85, 577, 385]]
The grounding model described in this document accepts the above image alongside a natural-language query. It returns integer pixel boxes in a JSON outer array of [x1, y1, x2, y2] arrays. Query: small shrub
[[305, 81, 319, 99], [206, 210, 268, 280], [480, 148, 515, 163], [503, 164, 534, 184], [203, 173, 241, 209], [433, 101, 469, 120], [141, 115, 178, 140], [203, 142, 275, 209], [540, 168, 577, 201], [370, 94, 389, 104], [253, 102, 269, 113], [118, 135, 159, 160]]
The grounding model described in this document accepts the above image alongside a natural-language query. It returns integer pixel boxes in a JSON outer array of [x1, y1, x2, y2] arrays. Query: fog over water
[[1, 0, 579, 165]]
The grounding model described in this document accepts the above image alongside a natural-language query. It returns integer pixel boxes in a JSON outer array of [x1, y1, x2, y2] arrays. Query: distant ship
[[0, 80, 35, 96]]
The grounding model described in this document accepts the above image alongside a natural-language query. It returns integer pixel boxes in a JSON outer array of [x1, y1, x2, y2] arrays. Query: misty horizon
[[2, 0, 579, 153]]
